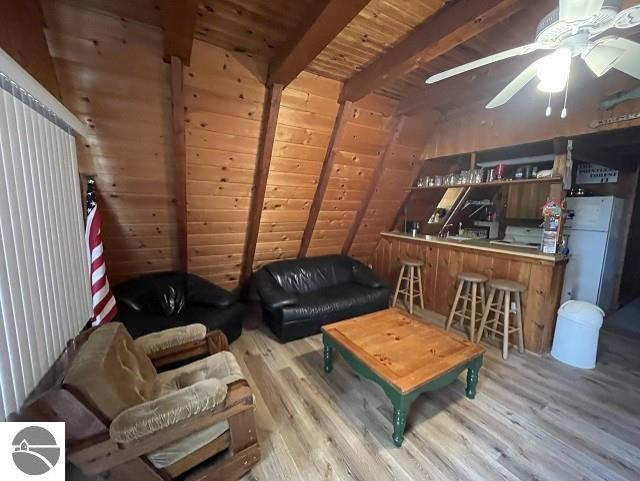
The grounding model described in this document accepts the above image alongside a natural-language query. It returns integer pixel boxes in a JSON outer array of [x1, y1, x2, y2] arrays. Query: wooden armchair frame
[[12, 329, 260, 481]]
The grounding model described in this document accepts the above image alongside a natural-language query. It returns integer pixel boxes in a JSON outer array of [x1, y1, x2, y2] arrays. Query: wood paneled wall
[[506, 184, 549, 220], [0, 0, 60, 98], [307, 94, 399, 257], [38, 3, 439, 288], [349, 114, 431, 262], [43, 0, 177, 285], [184, 41, 267, 289], [183, 42, 412, 285], [423, 68, 640, 159], [254, 73, 341, 268]]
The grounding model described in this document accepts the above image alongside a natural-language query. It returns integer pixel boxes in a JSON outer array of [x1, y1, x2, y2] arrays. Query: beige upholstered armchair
[[13, 323, 259, 481]]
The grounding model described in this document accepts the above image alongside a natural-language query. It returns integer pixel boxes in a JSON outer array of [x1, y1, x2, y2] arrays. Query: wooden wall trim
[[240, 83, 284, 284], [268, 0, 371, 87], [340, 0, 527, 103], [341, 115, 406, 255], [160, 0, 198, 65], [170, 56, 188, 272], [298, 100, 353, 258]]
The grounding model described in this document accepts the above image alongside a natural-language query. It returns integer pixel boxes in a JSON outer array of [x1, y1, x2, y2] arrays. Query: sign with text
[[576, 163, 618, 184]]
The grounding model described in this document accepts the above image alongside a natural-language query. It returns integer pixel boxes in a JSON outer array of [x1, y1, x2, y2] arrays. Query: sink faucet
[[441, 223, 454, 237]]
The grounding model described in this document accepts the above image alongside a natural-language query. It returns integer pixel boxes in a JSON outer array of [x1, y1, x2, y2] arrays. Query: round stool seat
[[400, 257, 424, 267], [489, 278, 526, 292], [458, 272, 488, 283]]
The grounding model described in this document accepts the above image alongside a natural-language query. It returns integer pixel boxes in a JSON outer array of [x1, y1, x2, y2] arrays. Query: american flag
[[85, 178, 117, 326]]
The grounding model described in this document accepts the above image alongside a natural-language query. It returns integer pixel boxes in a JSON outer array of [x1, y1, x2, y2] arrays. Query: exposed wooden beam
[[342, 116, 406, 255], [170, 56, 188, 272], [160, 0, 199, 65], [298, 101, 353, 258], [340, 0, 528, 103], [240, 84, 284, 283], [268, 0, 371, 87]]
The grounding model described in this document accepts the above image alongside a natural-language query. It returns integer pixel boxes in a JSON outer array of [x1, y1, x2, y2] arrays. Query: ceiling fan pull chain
[[545, 93, 552, 117], [561, 61, 572, 119]]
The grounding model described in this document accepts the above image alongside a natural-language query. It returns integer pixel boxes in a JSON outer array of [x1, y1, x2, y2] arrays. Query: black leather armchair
[[255, 255, 389, 342], [113, 271, 245, 342]]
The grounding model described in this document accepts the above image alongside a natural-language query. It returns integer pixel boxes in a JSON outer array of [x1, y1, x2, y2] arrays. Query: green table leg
[[324, 345, 333, 373], [322, 333, 483, 448], [465, 356, 483, 399], [391, 396, 409, 447]]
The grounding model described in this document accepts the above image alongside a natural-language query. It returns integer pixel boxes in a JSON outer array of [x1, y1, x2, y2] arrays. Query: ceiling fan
[[425, 0, 640, 118]]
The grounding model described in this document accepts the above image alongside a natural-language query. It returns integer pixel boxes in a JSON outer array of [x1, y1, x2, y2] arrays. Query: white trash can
[[551, 300, 604, 369]]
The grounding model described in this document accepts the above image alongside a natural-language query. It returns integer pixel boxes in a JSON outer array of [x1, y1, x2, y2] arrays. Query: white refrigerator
[[561, 196, 626, 313]]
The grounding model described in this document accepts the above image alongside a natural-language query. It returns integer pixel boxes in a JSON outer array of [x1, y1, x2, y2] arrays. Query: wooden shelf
[[408, 176, 563, 191]]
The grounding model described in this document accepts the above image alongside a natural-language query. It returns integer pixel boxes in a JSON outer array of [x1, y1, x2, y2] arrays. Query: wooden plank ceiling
[[191, 0, 556, 100], [50, 0, 560, 104]]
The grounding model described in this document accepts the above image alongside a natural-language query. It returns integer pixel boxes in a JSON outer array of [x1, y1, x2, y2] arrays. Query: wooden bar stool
[[445, 272, 487, 342], [392, 257, 424, 314], [477, 279, 526, 360]]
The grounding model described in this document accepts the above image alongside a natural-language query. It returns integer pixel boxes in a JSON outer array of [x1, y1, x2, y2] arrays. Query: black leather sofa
[[113, 271, 245, 342], [255, 255, 389, 342]]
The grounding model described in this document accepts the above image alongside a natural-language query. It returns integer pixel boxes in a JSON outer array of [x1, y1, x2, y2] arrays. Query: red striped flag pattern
[[85, 178, 117, 326]]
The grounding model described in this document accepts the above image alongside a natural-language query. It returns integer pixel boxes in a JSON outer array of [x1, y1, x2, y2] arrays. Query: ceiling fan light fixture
[[536, 48, 572, 92]]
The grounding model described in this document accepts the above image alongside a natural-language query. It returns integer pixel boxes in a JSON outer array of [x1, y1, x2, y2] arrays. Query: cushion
[[264, 255, 354, 295], [279, 282, 388, 322], [64, 323, 157, 420], [134, 323, 207, 355], [114, 272, 187, 316], [186, 274, 237, 308], [147, 421, 230, 469], [155, 351, 244, 397], [109, 378, 228, 443]]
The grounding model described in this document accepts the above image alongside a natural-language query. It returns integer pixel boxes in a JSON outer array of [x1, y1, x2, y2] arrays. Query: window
[[0, 51, 91, 419]]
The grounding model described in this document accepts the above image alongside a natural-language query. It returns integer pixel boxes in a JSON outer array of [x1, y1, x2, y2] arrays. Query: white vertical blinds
[[0, 72, 92, 420]]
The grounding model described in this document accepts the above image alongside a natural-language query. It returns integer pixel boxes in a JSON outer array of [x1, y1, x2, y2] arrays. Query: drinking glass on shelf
[[434, 175, 443, 186], [460, 170, 470, 184]]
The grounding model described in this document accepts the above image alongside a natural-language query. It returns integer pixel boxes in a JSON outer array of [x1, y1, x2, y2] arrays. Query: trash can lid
[[558, 300, 604, 328]]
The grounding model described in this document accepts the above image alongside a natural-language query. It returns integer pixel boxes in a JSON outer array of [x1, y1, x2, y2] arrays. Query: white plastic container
[[551, 300, 604, 369]]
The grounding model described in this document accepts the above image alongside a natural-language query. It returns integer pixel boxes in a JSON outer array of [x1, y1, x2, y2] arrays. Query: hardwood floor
[[234, 307, 640, 481]]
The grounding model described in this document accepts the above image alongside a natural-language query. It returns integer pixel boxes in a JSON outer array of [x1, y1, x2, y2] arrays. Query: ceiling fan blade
[[607, 37, 640, 80], [583, 42, 626, 77], [486, 60, 541, 109], [559, 0, 604, 22], [611, 4, 640, 30], [426, 43, 542, 84]]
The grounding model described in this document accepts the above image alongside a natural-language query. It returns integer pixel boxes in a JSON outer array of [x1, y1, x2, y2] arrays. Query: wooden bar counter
[[373, 232, 569, 354]]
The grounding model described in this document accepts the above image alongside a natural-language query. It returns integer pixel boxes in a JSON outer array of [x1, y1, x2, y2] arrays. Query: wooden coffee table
[[322, 308, 484, 447]]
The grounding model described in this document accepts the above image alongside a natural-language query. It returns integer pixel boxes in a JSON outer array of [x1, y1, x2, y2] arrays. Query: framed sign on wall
[[576, 163, 619, 184]]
